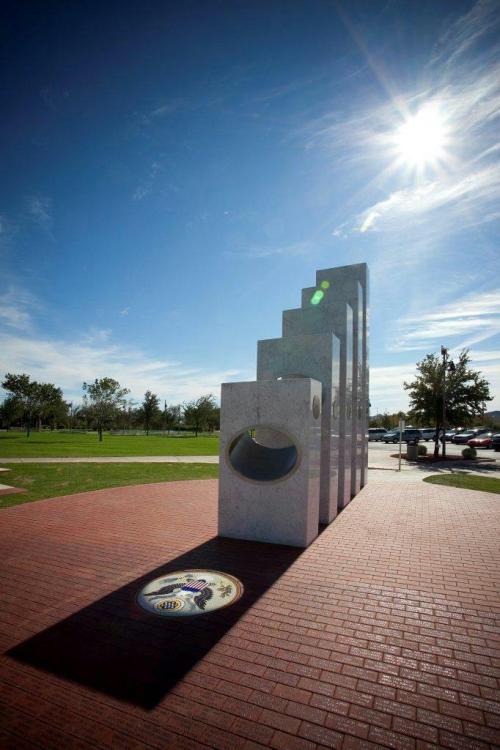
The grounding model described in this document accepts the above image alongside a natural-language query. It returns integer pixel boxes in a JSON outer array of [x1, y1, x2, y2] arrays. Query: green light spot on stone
[[311, 290, 324, 305]]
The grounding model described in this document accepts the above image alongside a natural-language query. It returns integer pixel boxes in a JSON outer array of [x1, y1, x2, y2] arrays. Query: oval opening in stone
[[228, 427, 298, 482]]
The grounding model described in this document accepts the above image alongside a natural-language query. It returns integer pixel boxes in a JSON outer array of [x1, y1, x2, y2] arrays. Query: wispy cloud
[[133, 161, 163, 201], [431, 0, 500, 70], [0, 328, 247, 404], [393, 288, 500, 351], [312, 1, 500, 240], [370, 364, 416, 412], [28, 194, 54, 236], [0, 287, 38, 332], [355, 163, 500, 234], [229, 241, 311, 260], [142, 98, 186, 124]]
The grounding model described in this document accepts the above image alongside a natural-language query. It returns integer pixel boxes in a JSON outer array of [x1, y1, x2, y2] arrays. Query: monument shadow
[[8, 536, 301, 709]]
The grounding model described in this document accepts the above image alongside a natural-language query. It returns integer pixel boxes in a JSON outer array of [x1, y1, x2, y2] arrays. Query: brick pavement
[[0, 477, 499, 749]]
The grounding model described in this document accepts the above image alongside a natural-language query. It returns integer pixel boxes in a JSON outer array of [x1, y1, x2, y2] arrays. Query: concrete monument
[[218, 378, 322, 548], [218, 263, 368, 548]]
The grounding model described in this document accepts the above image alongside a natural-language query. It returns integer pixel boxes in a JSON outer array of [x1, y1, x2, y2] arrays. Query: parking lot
[[368, 437, 500, 478]]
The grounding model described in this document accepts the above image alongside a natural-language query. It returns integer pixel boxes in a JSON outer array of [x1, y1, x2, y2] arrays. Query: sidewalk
[[0, 474, 498, 749]]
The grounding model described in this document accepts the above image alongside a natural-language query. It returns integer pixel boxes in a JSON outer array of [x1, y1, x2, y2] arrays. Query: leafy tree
[[206, 405, 220, 432], [118, 399, 137, 434], [1, 373, 39, 437], [163, 402, 181, 434], [183, 394, 217, 437], [35, 383, 68, 430], [68, 402, 83, 430], [82, 377, 130, 441], [0, 395, 23, 430], [404, 349, 492, 456], [141, 390, 160, 435]]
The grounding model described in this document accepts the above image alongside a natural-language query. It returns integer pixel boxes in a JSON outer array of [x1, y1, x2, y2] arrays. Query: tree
[[404, 349, 492, 456], [0, 395, 23, 430], [163, 402, 181, 434], [1, 373, 39, 437], [35, 383, 68, 430], [206, 405, 220, 432], [82, 378, 130, 441], [183, 394, 217, 437], [141, 390, 160, 435]]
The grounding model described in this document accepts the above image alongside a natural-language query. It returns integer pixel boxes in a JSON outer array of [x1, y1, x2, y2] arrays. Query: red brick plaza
[[1, 477, 499, 749]]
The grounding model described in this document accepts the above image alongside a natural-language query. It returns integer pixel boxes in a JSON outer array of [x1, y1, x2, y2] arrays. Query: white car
[[420, 428, 436, 441], [368, 428, 387, 441]]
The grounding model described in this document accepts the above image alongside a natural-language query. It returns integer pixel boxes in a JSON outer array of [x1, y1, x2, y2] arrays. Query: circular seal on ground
[[154, 597, 184, 613], [137, 569, 244, 617]]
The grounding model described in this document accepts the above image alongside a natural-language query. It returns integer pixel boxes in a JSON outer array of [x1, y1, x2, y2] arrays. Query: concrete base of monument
[[218, 378, 322, 548]]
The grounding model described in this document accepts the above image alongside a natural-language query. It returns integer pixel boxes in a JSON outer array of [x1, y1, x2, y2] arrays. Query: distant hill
[[485, 411, 500, 424]]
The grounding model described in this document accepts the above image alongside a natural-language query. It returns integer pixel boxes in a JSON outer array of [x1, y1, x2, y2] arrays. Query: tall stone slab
[[257, 332, 340, 524], [218, 378, 322, 548], [314, 264, 368, 489], [301, 263, 369, 490], [282, 301, 353, 510]]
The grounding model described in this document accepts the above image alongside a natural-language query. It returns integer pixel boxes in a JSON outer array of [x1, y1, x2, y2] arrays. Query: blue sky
[[1, 0, 499, 413]]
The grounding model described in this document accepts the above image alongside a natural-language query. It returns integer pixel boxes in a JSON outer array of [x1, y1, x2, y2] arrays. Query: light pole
[[441, 346, 455, 458]]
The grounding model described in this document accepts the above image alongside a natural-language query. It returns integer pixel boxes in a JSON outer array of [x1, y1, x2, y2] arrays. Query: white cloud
[[0, 329, 247, 404], [319, 3, 500, 240], [0, 287, 38, 332], [431, 0, 500, 70], [468, 349, 500, 363], [393, 287, 500, 352], [369, 364, 414, 413], [359, 210, 380, 233], [233, 241, 311, 259], [354, 162, 500, 234]]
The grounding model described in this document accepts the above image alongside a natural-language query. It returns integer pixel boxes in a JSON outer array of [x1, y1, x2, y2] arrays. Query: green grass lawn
[[0, 431, 219, 457], [0, 462, 219, 509], [423, 473, 500, 494]]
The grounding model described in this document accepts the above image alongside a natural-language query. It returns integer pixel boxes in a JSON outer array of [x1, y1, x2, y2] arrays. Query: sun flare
[[394, 105, 448, 168]]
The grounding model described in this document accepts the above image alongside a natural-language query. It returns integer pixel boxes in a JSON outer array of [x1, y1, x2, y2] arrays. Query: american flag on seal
[[181, 578, 209, 593]]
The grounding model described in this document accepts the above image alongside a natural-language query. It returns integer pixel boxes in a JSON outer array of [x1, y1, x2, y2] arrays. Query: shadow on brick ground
[[8, 536, 301, 709]]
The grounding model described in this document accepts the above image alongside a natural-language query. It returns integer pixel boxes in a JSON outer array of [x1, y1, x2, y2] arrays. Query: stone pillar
[[218, 378, 322, 548], [282, 301, 352, 510], [301, 264, 369, 490], [257, 332, 340, 524]]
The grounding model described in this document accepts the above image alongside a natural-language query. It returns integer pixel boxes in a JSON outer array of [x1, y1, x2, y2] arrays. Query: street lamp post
[[441, 346, 456, 459], [441, 346, 448, 458]]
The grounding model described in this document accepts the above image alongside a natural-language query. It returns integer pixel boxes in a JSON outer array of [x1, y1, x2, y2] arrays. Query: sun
[[394, 105, 448, 169]]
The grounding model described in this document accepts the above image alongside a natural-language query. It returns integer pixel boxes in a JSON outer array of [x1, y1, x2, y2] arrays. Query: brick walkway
[[1, 478, 499, 749]]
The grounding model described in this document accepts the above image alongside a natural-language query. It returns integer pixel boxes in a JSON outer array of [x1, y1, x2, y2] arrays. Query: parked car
[[383, 428, 421, 444], [382, 430, 399, 443], [452, 430, 476, 444], [420, 428, 436, 441], [368, 428, 387, 441], [492, 433, 500, 452], [468, 432, 494, 449]]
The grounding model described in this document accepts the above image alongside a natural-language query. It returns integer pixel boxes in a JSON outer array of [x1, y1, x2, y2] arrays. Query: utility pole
[[441, 346, 448, 458]]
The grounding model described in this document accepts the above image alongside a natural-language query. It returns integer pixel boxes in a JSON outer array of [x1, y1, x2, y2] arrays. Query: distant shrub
[[417, 444, 427, 456], [462, 446, 477, 460]]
